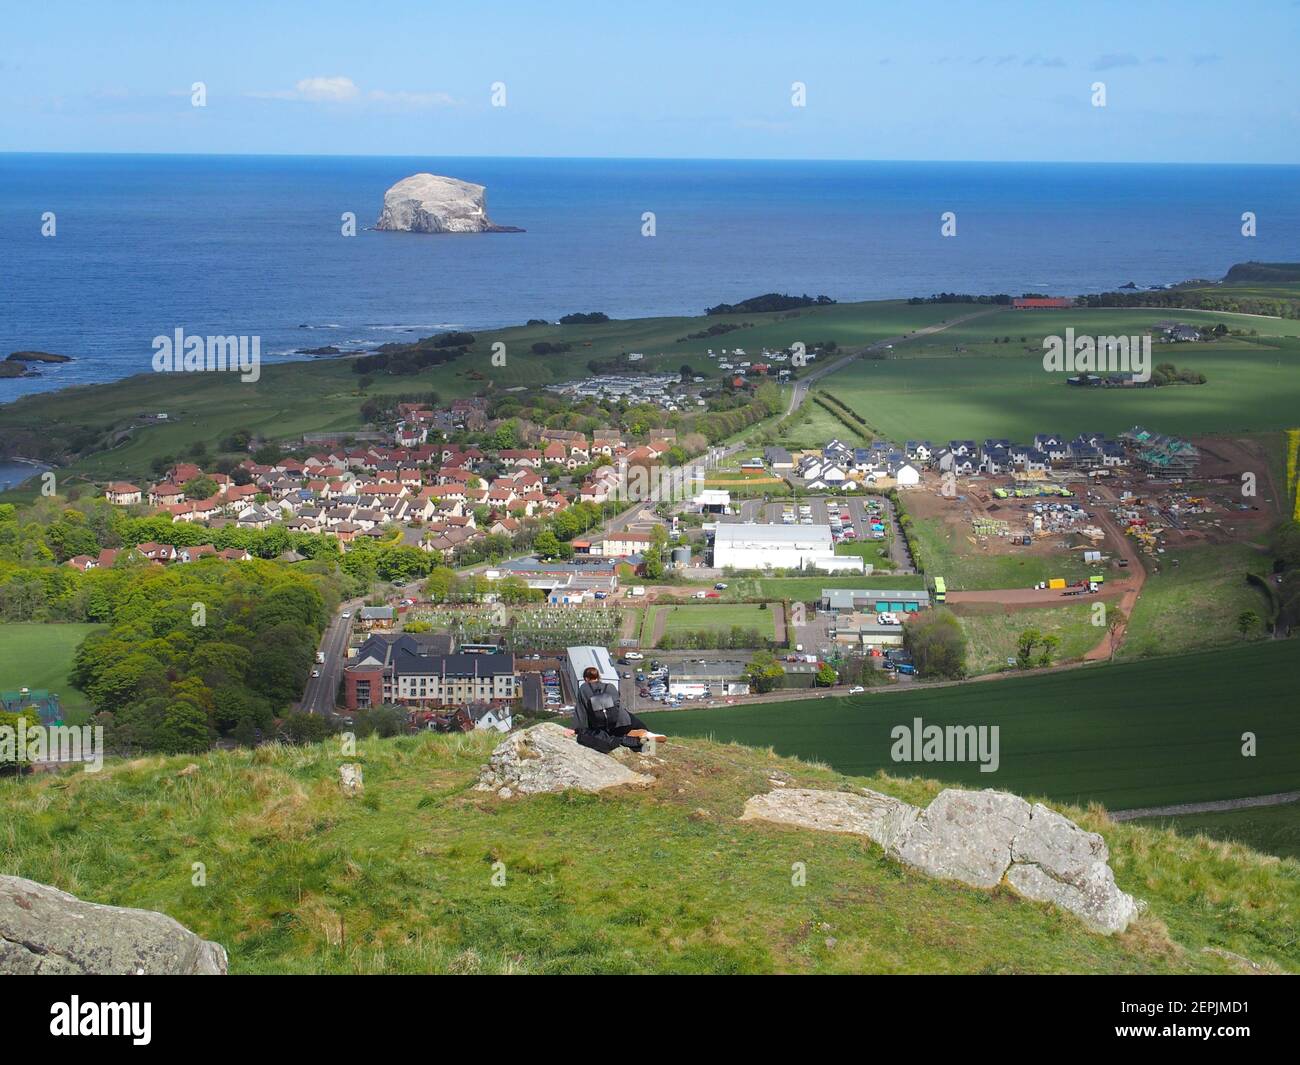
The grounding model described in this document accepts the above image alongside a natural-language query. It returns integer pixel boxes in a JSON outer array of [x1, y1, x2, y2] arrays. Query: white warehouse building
[[712, 523, 864, 573]]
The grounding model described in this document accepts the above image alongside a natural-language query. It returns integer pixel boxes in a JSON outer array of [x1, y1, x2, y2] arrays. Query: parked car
[[848, 686, 866, 694], [714, 582, 728, 590], [625, 652, 644, 660], [310, 669, 321, 678]]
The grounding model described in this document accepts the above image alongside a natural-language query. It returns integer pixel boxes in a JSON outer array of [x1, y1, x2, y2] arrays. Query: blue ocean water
[[1, 153, 1297, 403]]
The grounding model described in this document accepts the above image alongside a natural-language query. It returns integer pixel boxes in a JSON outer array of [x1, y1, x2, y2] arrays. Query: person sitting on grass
[[570, 666, 664, 754]]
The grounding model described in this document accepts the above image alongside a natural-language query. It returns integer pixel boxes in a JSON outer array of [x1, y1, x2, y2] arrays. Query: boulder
[[375, 173, 523, 234], [894, 788, 1031, 889], [0, 875, 228, 974], [739, 785, 1138, 934], [1006, 803, 1139, 934], [475, 723, 654, 796], [740, 788, 917, 852]]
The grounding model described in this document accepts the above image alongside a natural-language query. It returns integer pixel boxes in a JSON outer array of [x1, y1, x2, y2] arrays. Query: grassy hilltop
[[1, 729, 1295, 975]]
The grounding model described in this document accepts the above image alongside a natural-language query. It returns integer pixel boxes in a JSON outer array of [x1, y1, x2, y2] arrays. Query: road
[[300, 597, 363, 715]]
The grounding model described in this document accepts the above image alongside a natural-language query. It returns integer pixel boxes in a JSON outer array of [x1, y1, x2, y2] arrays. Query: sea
[[1, 153, 1298, 419]]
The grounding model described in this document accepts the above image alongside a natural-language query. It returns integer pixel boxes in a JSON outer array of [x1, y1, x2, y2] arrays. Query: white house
[[895, 463, 921, 488]]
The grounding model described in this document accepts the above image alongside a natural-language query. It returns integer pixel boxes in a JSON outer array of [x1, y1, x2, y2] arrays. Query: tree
[[744, 651, 786, 694], [1015, 627, 1042, 669], [1236, 610, 1261, 639], [903, 609, 966, 679], [815, 662, 838, 687], [1036, 633, 1060, 668]]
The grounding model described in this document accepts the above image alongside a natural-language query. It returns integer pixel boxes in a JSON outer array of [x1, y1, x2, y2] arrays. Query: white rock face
[[740, 786, 1138, 935], [475, 723, 654, 796], [375, 173, 521, 234]]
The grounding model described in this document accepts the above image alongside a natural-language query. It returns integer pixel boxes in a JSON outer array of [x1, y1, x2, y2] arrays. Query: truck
[[932, 576, 946, 604], [629, 586, 646, 597]]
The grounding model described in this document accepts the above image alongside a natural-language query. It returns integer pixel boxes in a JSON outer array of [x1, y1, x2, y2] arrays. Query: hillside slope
[[1, 732, 1295, 975]]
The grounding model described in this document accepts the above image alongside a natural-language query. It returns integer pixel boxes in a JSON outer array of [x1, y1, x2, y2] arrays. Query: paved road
[[300, 597, 362, 715]]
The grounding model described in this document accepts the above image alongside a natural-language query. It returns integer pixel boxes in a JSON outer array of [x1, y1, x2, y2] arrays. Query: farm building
[[713, 523, 863, 573]]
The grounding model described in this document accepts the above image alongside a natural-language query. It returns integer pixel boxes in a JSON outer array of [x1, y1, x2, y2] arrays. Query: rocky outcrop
[[475, 723, 654, 797], [0, 875, 228, 974], [375, 173, 522, 234], [740, 787, 1138, 934]]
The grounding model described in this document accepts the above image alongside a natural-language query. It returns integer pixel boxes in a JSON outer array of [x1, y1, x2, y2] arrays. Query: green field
[[953, 602, 1101, 674], [644, 640, 1300, 810], [0, 623, 102, 721], [1133, 803, 1300, 862], [813, 307, 1300, 442], [1118, 543, 1275, 659], [658, 603, 776, 638]]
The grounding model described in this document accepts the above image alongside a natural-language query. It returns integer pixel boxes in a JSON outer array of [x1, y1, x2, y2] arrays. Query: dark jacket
[[572, 680, 634, 753]]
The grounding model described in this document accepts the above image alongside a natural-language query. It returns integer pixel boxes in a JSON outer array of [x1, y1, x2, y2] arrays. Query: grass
[[813, 308, 1300, 443], [658, 603, 776, 637], [1133, 803, 1300, 863], [1118, 543, 1275, 659], [0, 623, 103, 721], [1, 727, 1295, 974], [953, 602, 1100, 675], [643, 639, 1300, 811], [910, 514, 1100, 590]]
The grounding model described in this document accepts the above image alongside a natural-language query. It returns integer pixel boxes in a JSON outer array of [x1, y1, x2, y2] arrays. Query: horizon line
[[1, 150, 1297, 168]]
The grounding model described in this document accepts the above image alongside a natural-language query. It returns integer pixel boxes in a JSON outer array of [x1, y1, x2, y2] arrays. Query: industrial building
[[564, 645, 619, 699], [821, 588, 932, 612], [712, 523, 864, 573]]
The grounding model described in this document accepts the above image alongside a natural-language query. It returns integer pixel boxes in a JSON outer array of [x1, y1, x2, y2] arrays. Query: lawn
[[659, 603, 776, 637], [644, 639, 1300, 811], [1118, 543, 1275, 659], [813, 307, 1300, 443], [0, 622, 102, 722], [953, 601, 1101, 675], [1132, 803, 1300, 862]]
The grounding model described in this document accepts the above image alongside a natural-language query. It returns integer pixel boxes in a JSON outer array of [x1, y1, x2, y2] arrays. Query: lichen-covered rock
[[475, 723, 654, 796], [375, 173, 522, 233], [0, 876, 228, 974], [740, 788, 918, 852], [1005, 803, 1138, 934], [894, 788, 1031, 888], [739, 785, 1139, 934]]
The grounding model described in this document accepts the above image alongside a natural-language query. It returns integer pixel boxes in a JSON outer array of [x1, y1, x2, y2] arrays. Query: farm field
[[815, 312, 1300, 443], [1133, 803, 1300, 862], [0, 622, 103, 722], [643, 640, 1300, 810], [952, 601, 1100, 674], [1118, 543, 1274, 659]]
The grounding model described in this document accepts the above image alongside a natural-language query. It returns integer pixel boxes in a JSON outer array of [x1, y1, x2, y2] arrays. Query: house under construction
[[1122, 426, 1200, 478]]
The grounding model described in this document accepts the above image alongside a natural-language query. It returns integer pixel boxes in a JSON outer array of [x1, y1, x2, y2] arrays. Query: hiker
[[571, 666, 663, 754]]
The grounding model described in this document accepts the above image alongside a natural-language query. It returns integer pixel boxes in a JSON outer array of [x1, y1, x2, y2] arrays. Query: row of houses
[[65, 544, 253, 572]]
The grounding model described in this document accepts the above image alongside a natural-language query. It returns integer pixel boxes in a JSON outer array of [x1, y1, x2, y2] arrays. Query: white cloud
[[247, 76, 456, 109]]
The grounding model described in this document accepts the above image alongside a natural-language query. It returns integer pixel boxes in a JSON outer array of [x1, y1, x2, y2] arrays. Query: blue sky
[[2, 0, 1297, 161]]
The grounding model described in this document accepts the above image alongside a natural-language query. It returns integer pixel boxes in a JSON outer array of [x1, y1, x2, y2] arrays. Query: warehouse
[[712, 523, 863, 572], [564, 645, 619, 699], [821, 588, 932, 612]]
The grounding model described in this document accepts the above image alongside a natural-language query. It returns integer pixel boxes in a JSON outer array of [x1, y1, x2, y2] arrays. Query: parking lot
[[727, 494, 911, 571]]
